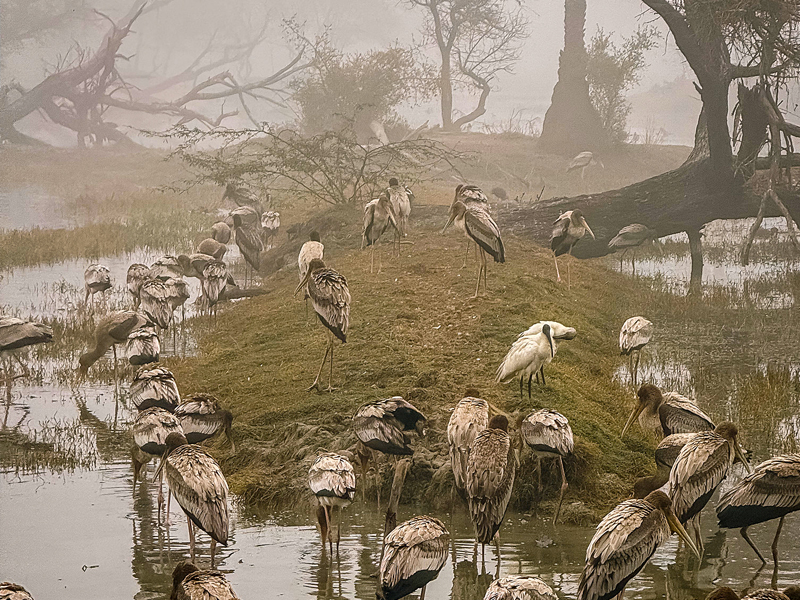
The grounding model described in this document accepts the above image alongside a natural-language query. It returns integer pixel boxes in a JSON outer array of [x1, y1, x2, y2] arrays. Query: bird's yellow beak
[[734, 441, 752, 474], [582, 218, 596, 240], [294, 270, 312, 297], [621, 400, 644, 438], [667, 512, 701, 559], [154, 450, 169, 481], [442, 212, 455, 234]]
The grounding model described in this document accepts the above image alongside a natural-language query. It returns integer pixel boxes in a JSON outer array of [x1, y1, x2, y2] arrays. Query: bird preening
[[551, 209, 594, 288]]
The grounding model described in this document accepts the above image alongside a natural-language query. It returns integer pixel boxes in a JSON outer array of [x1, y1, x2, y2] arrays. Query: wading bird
[[578, 490, 699, 600], [521, 409, 573, 524], [0, 582, 34, 600], [294, 258, 350, 392], [621, 384, 715, 438], [448, 394, 489, 500], [706, 587, 800, 600], [619, 316, 653, 387], [386, 178, 411, 241], [496, 321, 577, 397], [197, 238, 227, 261], [484, 576, 558, 600], [164, 277, 191, 321], [149, 256, 184, 281], [566, 151, 604, 180], [177, 253, 215, 281], [84, 264, 111, 306], [174, 393, 235, 452], [155, 432, 229, 568], [78, 311, 149, 377], [199, 260, 227, 317], [126, 327, 159, 366], [452, 184, 492, 269], [633, 432, 696, 498], [211, 222, 232, 245], [232, 211, 264, 285], [443, 200, 504, 298], [669, 422, 751, 554], [717, 453, 800, 565], [127, 263, 151, 309], [261, 210, 280, 248], [551, 210, 595, 288], [467, 415, 516, 563], [308, 452, 356, 552], [0, 316, 53, 381], [139, 279, 173, 330], [608, 224, 661, 273], [378, 515, 449, 600], [222, 182, 262, 212], [131, 406, 183, 516], [298, 231, 324, 314], [362, 195, 398, 273], [171, 561, 239, 600], [130, 364, 181, 412]]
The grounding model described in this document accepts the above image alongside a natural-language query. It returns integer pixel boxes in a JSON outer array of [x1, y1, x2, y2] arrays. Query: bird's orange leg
[[462, 240, 470, 269], [772, 515, 785, 566], [327, 337, 336, 393], [308, 344, 330, 392], [210, 538, 217, 568], [554, 455, 568, 525], [553, 252, 561, 283], [188, 517, 196, 562], [741, 526, 767, 563]]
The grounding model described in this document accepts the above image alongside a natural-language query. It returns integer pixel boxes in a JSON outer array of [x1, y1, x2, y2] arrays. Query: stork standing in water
[[521, 409, 573, 524], [211, 222, 232, 244], [668, 422, 751, 554], [633, 432, 696, 498], [155, 432, 229, 568], [174, 393, 235, 452], [622, 384, 715, 438], [496, 321, 576, 397], [619, 316, 653, 387], [84, 264, 111, 308], [567, 151, 604, 180], [484, 576, 558, 600], [577, 490, 699, 600], [139, 278, 173, 331], [78, 311, 149, 378], [294, 258, 350, 392], [126, 263, 150, 309], [298, 231, 324, 317], [308, 452, 356, 552], [443, 199, 504, 298], [551, 210, 595, 288], [467, 415, 516, 564], [126, 327, 159, 366], [171, 561, 239, 600], [447, 394, 489, 501], [199, 260, 227, 318], [717, 453, 800, 565], [0, 316, 53, 383], [362, 194, 398, 273], [378, 515, 449, 600], [232, 210, 264, 286], [451, 184, 492, 268], [261, 210, 281, 249], [608, 224, 661, 274], [130, 364, 181, 412]]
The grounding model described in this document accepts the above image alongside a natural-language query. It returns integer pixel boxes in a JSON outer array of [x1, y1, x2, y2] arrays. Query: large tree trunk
[[440, 48, 454, 130], [538, 0, 608, 155]]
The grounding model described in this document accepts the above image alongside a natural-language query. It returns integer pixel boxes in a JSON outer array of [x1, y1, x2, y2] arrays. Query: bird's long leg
[[378, 241, 383, 274], [472, 253, 482, 298], [327, 337, 335, 393], [553, 252, 561, 283], [324, 505, 333, 554], [420, 585, 427, 600], [537, 455, 543, 494], [210, 538, 217, 569], [540, 366, 546, 386], [554, 455, 568, 525], [527, 373, 533, 399], [157, 470, 164, 524], [482, 250, 488, 294], [370, 245, 375, 274], [771, 515, 785, 566], [740, 526, 767, 564], [632, 248, 637, 277], [462, 241, 470, 269], [495, 533, 501, 572], [519, 375, 524, 399], [633, 352, 641, 388], [567, 247, 573, 290], [335, 506, 341, 553], [166, 487, 171, 526], [188, 517, 196, 562], [308, 344, 330, 392]]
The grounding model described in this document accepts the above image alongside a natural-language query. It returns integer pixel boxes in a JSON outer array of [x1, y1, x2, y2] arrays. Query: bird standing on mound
[[619, 316, 653, 387], [452, 184, 492, 268], [362, 194, 398, 273], [551, 210, 594, 288]]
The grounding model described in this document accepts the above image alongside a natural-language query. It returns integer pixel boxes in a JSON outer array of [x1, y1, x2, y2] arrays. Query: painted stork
[[293, 258, 350, 392], [261, 210, 281, 248], [386, 178, 411, 240], [298, 231, 324, 317], [577, 490, 699, 600], [222, 182, 262, 212], [171, 561, 239, 600], [139, 278, 173, 330], [126, 327, 160, 366], [0, 583, 34, 600], [717, 453, 800, 565], [211, 222, 232, 245], [484, 576, 557, 600], [521, 409, 573, 524], [78, 311, 149, 377], [566, 151, 604, 179], [164, 277, 191, 320], [633, 432, 695, 498], [362, 195, 398, 273], [232, 210, 264, 285], [126, 263, 150, 309], [452, 184, 492, 269], [551, 210, 595, 288], [177, 253, 215, 281], [619, 316, 653, 387], [448, 394, 489, 500], [197, 238, 227, 261], [308, 452, 356, 552], [608, 224, 661, 273], [84, 264, 111, 306], [0, 316, 53, 382], [496, 321, 577, 397], [466, 414, 516, 562], [378, 515, 449, 600], [621, 384, 715, 438], [155, 432, 229, 568], [199, 260, 227, 317], [130, 364, 181, 412], [174, 393, 235, 452], [131, 406, 183, 517], [668, 422, 751, 554], [149, 256, 184, 281], [443, 200, 504, 298]]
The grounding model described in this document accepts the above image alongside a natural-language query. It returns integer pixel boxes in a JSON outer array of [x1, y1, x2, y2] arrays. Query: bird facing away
[[164, 277, 191, 315], [496, 321, 577, 397], [308, 452, 356, 552], [197, 238, 227, 261], [621, 384, 715, 438], [452, 184, 492, 268], [577, 490, 699, 600], [521, 409, 574, 524], [566, 151, 604, 179], [149, 256, 184, 281], [717, 453, 800, 565], [386, 178, 411, 239], [378, 515, 449, 600], [210, 222, 232, 245], [199, 260, 227, 316], [174, 393, 235, 452], [551, 209, 595, 287], [443, 199, 504, 298], [619, 316, 653, 387], [448, 395, 489, 500], [669, 422, 751, 554], [126, 327, 160, 366], [294, 258, 350, 392], [0, 316, 53, 380], [170, 561, 239, 600], [466, 414, 516, 561], [484, 576, 558, 600], [232, 210, 264, 285], [298, 231, 324, 281], [608, 224, 661, 273], [261, 210, 281, 248], [130, 364, 181, 412], [127, 263, 151, 309], [362, 195, 398, 273], [0, 582, 34, 600], [78, 311, 149, 376], [706, 587, 800, 600], [84, 264, 111, 305], [139, 278, 173, 330], [131, 406, 183, 512], [155, 432, 229, 568]]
